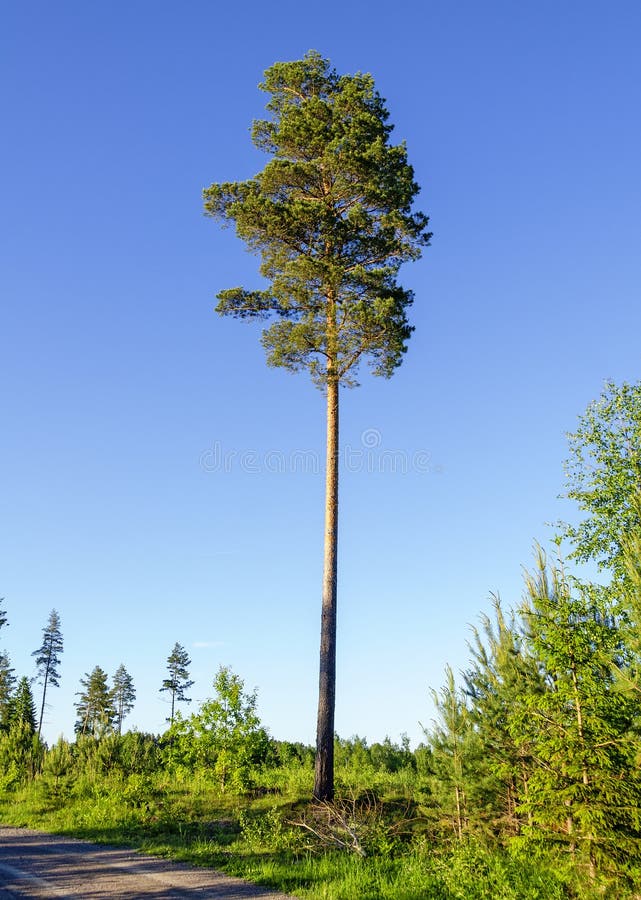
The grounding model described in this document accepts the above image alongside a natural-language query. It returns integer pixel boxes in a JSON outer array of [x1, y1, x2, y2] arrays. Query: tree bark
[[37, 661, 49, 740], [314, 375, 339, 801]]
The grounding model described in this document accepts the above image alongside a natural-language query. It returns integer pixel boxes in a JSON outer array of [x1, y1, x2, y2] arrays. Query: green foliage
[[0, 601, 10, 740], [2, 733, 639, 898], [115, 731, 161, 775], [0, 677, 41, 784], [32, 609, 64, 688], [333, 734, 415, 782], [0, 652, 16, 731], [426, 841, 569, 900], [204, 51, 430, 389], [420, 548, 641, 889], [171, 665, 271, 791], [560, 379, 641, 578], [516, 551, 641, 880], [370, 736, 414, 773], [12, 676, 37, 733], [36, 733, 161, 801], [32, 608, 64, 738], [0, 767, 581, 900], [160, 642, 194, 725], [75, 666, 115, 737], [615, 505, 641, 698], [238, 806, 306, 854], [464, 597, 543, 839], [40, 736, 75, 802], [0, 721, 43, 785], [422, 666, 490, 842], [111, 663, 136, 734]]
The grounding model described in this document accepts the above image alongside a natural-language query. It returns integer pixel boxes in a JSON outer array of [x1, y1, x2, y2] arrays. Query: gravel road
[[0, 826, 297, 899]]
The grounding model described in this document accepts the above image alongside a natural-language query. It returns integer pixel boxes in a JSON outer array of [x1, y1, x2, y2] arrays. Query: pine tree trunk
[[520, 760, 533, 828], [571, 664, 595, 876], [37, 662, 49, 740], [454, 784, 463, 840], [314, 375, 339, 801]]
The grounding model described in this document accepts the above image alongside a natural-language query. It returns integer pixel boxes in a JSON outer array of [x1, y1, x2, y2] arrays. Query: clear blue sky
[[2, 1, 640, 747]]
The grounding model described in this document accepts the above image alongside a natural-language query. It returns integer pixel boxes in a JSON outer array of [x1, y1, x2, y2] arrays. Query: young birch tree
[[204, 51, 430, 800], [559, 379, 641, 580]]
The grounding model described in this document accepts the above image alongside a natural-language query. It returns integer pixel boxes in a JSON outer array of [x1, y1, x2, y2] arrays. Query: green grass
[[0, 772, 635, 900]]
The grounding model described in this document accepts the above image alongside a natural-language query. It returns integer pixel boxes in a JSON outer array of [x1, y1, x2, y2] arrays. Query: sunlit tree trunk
[[314, 372, 339, 801], [37, 663, 49, 740]]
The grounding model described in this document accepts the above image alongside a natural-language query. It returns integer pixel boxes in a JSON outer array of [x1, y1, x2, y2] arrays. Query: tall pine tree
[[0, 600, 13, 731], [204, 51, 430, 800], [32, 609, 63, 739], [111, 664, 136, 735], [75, 666, 115, 737], [160, 643, 194, 726]]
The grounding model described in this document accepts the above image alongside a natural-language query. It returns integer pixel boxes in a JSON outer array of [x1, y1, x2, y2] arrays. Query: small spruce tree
[[12, 677, 37, 734], [0, 652, 16, 732]]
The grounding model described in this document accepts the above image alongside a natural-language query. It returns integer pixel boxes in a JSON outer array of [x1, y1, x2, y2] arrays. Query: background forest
[[2, 379, 641, 899]]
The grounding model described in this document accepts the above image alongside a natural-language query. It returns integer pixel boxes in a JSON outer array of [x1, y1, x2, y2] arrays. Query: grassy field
[[0, 763, 631, 900]]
